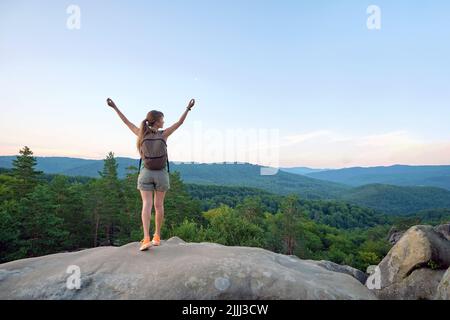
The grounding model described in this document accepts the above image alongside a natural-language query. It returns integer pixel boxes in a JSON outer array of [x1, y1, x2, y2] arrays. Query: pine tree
[[97, 152, 125, 245], [280, 194, 302, 255], [11, 146, 43, 198]]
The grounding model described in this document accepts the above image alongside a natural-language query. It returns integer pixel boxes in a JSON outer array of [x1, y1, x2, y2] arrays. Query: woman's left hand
[[107, 98, 117, 109]]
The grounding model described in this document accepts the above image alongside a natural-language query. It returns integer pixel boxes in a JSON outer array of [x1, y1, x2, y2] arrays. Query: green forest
[[1, 146, 449, 272]]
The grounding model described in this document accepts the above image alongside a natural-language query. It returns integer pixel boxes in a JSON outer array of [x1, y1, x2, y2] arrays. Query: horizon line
[[1, 154, 450, 171]]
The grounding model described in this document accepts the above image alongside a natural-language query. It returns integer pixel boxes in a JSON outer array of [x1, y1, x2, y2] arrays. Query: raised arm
[[107, 98, 139, 136], [162, 99, 195, 139]]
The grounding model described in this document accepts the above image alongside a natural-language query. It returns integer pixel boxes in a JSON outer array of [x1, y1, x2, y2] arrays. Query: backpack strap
[[138, 157, 142, 175], [162, 130, 170, 174]]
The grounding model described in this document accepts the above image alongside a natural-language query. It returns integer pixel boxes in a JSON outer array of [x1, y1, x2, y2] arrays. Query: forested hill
[[303, 164, 450, 190], [170, 162, 349, 199], [185, 184, 390, 229], [338, 184, 450, 215]]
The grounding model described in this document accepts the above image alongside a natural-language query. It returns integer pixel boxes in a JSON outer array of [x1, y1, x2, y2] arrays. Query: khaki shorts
[[137, 165, 170, 192]]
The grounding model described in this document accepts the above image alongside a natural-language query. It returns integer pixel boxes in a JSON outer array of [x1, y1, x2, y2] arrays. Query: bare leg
[[140, 190, 154, 239], [153, 190, 166, 236]]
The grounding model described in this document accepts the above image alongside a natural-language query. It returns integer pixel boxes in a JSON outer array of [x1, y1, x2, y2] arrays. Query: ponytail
[[136, 119, 148, 153], [136, 111, 164, 153]]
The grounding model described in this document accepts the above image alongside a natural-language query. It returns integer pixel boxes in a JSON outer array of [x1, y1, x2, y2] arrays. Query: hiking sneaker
[[151, 234, 161, 246], [139, 237, 152, 251]]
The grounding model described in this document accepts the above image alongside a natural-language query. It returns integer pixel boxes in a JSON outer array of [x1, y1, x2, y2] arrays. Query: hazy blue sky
[[1, 0, 449, 168]]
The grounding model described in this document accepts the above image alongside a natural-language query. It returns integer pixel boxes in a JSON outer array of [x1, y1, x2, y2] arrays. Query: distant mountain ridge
[[304, 164, 450, 191], [0, 156, 350, 200], [280, 166, 329, 175]]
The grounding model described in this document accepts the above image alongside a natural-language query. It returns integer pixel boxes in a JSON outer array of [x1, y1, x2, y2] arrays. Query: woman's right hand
[[107, 98, 117, 109]]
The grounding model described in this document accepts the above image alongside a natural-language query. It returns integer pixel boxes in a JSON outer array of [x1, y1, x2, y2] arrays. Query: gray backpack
[[138, 130, 170, 174]]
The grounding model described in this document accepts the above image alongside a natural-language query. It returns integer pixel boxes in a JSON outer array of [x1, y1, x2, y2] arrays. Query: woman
[[107, 97, 195, 251]]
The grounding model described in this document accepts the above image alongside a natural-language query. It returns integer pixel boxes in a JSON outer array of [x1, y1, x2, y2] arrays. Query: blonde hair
[[136, 110, 164, 153]]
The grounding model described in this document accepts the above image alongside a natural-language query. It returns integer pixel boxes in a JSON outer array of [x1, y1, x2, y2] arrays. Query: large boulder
[[387, 223, 450, 246], [0, 237, 376, 300], [376, 225, 450, 289], [372, 268, 445, 300], [435, 267, 450, 300]]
